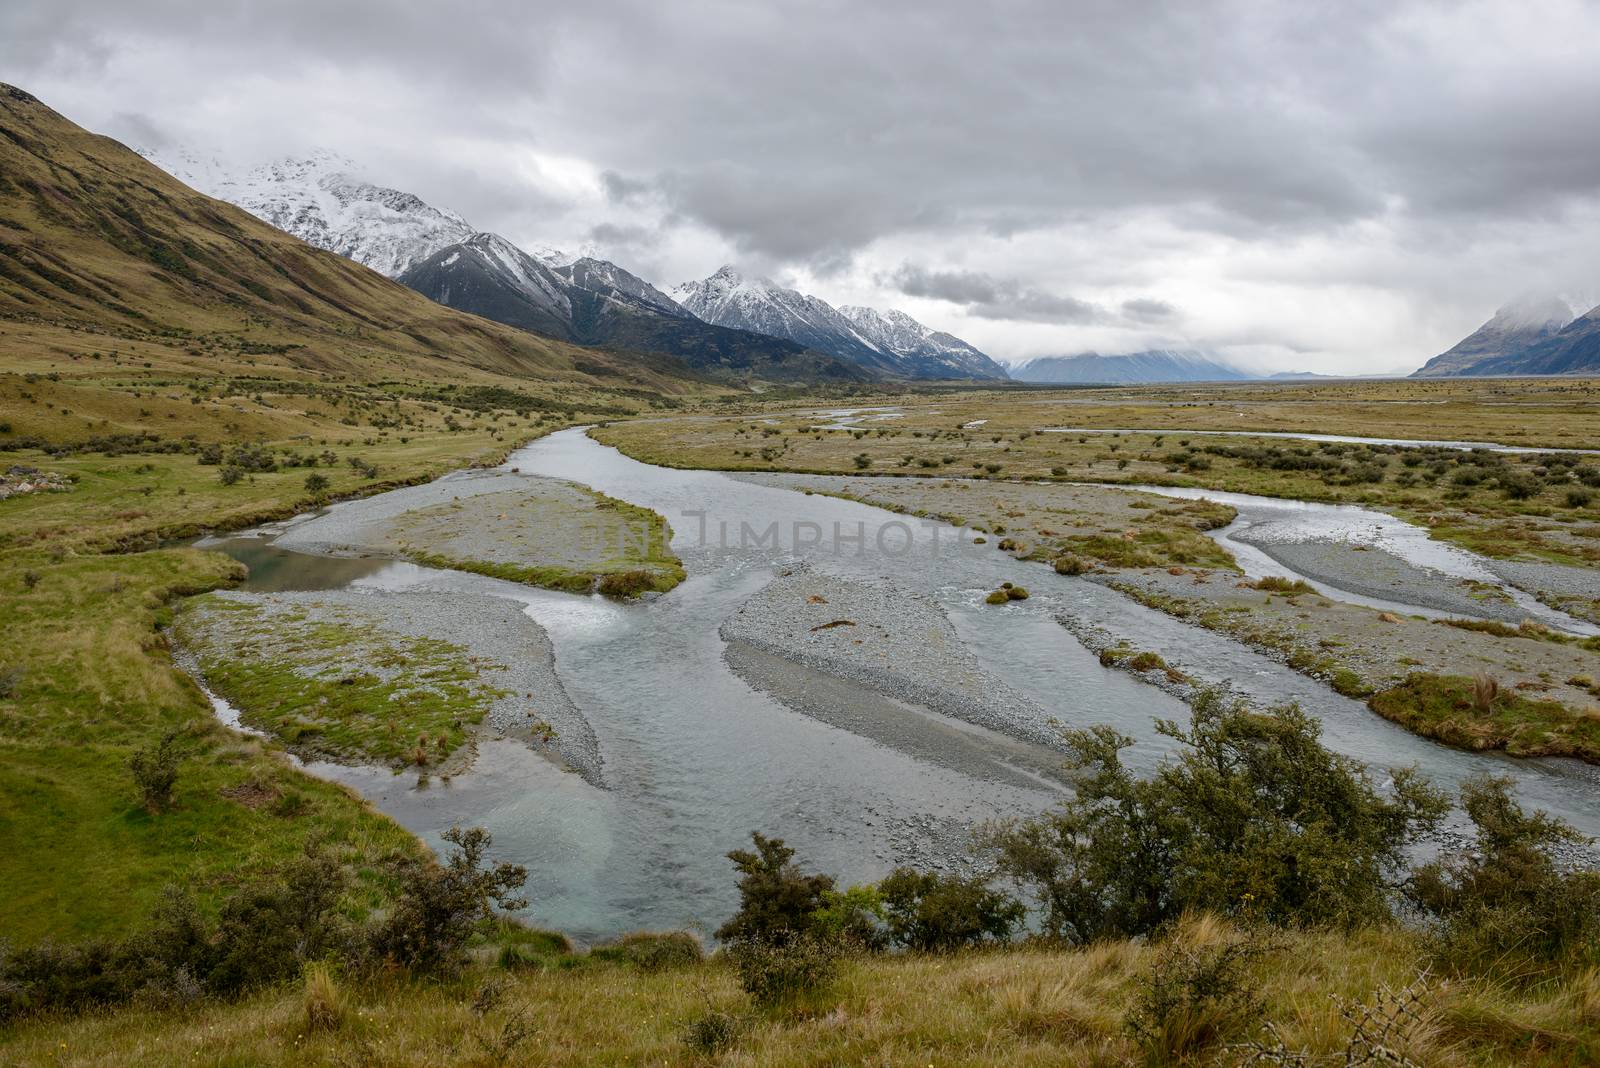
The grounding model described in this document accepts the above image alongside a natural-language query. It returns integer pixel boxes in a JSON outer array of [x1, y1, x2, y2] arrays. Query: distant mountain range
[[140, 149, 1004, 382], [1412, 296, 1600, 377], [672, 266, 1008, 380], [1010, 349, 1250, 384]]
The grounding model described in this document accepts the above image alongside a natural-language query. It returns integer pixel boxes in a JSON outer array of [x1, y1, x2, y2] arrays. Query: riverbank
[[273, 466, 684, 596], [174, 587, 603, 784]]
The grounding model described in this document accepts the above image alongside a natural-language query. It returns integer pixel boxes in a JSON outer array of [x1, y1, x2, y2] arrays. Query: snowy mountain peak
[[674, 268, 1005, 380], [141, 146, 474, 277]]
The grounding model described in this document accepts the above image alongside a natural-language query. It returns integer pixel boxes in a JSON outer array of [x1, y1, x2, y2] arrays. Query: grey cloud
[[2, 0, 1598, 370], [891, 266, 1104, 324], [1122, 298, 1178, 324]]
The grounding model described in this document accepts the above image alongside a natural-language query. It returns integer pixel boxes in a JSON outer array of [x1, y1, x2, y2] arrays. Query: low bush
[[1409, 775, 1600, 982], [987, 689, 1447, 942], [128, 729, 182, 812], [876, 868, 1023, 951], [369, 826, 528, 975], [597, 931, 704, 971], [727, 934, 840, 1005], [1125, 917, 1273, 1065]]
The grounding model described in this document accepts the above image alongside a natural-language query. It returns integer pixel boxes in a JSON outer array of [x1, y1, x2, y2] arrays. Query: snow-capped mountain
[[839, 305, 1008, 380], [1011, 349, 1248, 384], [673, 266, 1006, 380], [1411, 295, 1576, 377], [399, 233, 573, 338], [141, 148, 864, 382], [143, 148, 474, 278]]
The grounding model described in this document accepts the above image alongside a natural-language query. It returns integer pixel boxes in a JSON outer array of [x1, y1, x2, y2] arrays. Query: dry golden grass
[[5, 921, 1599, 1066]]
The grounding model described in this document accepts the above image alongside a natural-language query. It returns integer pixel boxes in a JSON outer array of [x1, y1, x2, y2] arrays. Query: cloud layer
[[4, 0, 1599, 372]]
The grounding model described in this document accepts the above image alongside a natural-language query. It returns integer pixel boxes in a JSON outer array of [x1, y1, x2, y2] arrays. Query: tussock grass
[[6, 923, 1600, 1065], [1369, 673, 1600, 762]]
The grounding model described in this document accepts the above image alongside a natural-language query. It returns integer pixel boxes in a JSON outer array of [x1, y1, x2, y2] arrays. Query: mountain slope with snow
[[673, 267, 1006, 380], [141, 149, 866, 383], [839, 305, 1009, 379], [1011, 350, 1249, 384], [1411, 296, 1575, 377]]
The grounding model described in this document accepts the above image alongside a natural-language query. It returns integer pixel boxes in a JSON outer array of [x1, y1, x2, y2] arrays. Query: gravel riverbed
[[178, 587, 603, 786]]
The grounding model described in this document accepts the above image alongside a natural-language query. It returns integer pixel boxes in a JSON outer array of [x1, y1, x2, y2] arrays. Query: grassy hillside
[[0, 83, 699, 393]]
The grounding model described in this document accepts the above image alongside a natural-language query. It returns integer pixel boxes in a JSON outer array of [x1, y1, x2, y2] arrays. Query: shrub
[[875, 868, 1023, 951], [602, 931, 704, 971], [810, 884, 888, 950], [1125, 918, 1273, 1064], [1566, 488, 1593, 508], [987, 689, 1447, 942], [727, 934, 839, 1005], [218, 465, 244, 486], [683, 1008, 744, 1055], [1408, 775, 1600, 981], [128, 730, 182, 812], [304, 472, 330, 496], [369, 826, 529, 975], [716, 833, 834, 946], [1053, 554, 1088, 576]]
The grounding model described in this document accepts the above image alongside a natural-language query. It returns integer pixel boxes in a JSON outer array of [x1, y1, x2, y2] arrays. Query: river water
[[195, 428, 1600, 940]]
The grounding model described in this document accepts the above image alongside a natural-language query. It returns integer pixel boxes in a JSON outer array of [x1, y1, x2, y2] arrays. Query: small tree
[[988, 689, 1448, 942], [128, 730, 182, 812], [369, 826, 527, 974], [715, 833, 834, 946], [876, 868, 1022, 951]]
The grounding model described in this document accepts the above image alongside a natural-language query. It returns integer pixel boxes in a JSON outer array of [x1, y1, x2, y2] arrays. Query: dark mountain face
[[400, 240, 872, 383], [1457, 304, 1600, 376], [673, 266, 1007, 380], [1411, 297, 1574, 377]]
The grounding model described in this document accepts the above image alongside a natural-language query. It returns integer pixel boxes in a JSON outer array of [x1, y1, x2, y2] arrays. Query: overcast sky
[[5, 0, 1600, 373]]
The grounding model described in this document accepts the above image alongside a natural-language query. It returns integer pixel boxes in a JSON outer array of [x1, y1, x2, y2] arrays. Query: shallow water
[[196, 429, 1600, 939], [1039, 426, 1600, 455], [1115, 483, 1597, 634]]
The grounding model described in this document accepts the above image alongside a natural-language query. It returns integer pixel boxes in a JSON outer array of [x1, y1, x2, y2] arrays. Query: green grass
[[175, 596, 507, 768], [1368, 674, 1600, 762], [0, 549, 424, 945]]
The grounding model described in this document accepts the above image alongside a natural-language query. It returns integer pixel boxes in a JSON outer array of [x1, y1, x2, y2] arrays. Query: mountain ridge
[[0, 83, 686, 390], [1411, 296, 1576, 377], [1010, 349, 1248, 384], [672, 266, 1007, 380]]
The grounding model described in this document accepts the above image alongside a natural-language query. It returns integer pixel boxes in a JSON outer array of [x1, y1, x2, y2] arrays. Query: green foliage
[[127, 729, 182, 812], [715, 833, 834, 946], [1408, 776, 1600, 983], [0, 847, 352, 1021], [727, 934, 840, 1006], [987, 689, 1447, 942], [368, 826, 528, 976], [875, 868, 1023, 951], [810, 884, 888, 950]]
